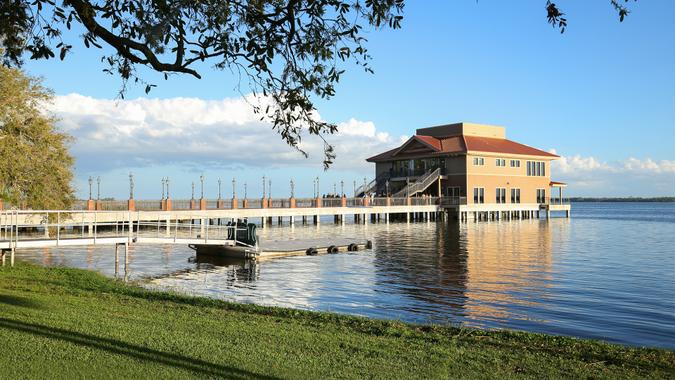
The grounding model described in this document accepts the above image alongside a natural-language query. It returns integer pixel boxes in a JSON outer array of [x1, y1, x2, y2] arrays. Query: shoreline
[[1, 262, 673, 378]]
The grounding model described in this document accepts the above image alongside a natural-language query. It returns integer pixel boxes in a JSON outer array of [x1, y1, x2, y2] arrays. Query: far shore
[[570, 197, 675, 202]]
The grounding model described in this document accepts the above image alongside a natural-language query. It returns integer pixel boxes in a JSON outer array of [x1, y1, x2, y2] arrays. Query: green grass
[[0, 263, 673, 379]]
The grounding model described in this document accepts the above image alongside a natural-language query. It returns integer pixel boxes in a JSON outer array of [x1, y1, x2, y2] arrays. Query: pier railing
[[544, 197, 571, 205], [2, 196, 446, 213], [0, 209, 241, 248]]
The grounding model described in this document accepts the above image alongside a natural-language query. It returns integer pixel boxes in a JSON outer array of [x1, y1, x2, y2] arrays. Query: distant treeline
[[570, 197, 675, 203]]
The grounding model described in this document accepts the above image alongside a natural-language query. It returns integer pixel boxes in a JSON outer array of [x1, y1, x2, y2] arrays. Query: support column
[[114, 244, 120, 278], [123, 243, 129, 282]]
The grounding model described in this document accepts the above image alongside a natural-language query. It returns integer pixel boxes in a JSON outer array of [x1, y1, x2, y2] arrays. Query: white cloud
[[550, 152, 675, 196], [48, 93, 399, 172], [550, 153, 675, 175]]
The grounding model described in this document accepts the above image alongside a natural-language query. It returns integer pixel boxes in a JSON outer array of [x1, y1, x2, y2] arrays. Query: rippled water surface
[[15, 203, 675, 349]]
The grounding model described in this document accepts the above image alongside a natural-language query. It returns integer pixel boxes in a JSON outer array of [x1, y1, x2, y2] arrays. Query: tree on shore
[[0, 65, 75, 210], [0, 1, 635, 168]]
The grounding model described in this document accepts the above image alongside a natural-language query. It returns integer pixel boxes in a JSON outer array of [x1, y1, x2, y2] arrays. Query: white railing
[[393, 168, 441, 198], [0, 210, 245, 249]]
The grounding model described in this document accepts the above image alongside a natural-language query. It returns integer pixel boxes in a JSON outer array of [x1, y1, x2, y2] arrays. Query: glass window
[[474, 188, 484, 203], [511, 188, 521, 203]]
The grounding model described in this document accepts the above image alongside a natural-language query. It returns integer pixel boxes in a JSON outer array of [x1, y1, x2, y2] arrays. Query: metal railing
[[13, 196, 450, 214], [440, 196, 467, 206], [545, 197, 571, 205], [0, 210, 243, 247], [392, 168, 441, 198]]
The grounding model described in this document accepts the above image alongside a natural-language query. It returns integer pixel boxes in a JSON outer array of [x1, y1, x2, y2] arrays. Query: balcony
[[388, 167, 446, 180]]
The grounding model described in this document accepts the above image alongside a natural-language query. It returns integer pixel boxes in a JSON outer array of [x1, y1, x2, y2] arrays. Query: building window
[[496, 158, 506, 167], [473, 187, 484, 204], [510, 159, 520, 168], [536, 188, 546, 204], [527, 161, 546, 177], [511, 188, 521, 204], [496, 188, 506, 203], [473, 157, 484, 166], [446, 186, 461, 197]]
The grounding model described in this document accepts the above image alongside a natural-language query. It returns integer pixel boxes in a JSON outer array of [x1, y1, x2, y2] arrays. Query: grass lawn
[[0, 262, 673, 379]]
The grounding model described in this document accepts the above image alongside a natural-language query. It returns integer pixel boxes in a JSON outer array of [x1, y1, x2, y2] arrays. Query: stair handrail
[[393, 168, 441, 198]]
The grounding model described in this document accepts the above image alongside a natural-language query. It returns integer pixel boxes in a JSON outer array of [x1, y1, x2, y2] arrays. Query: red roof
[[463, 136, 558, 157], [367, 134, 557, 162]]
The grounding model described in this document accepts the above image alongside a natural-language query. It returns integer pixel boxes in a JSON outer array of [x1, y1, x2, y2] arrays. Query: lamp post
[[262, 176, 266, 198], [340, 180, 344, 197], [218, 178, 222, 200], [333, 183, 336, 196], [191, 182, 195, 200], [232, 178, 236, 198], [268, 179, 272, 199], [313, 178, 316, 197], [161, 178, 166, 200], [199, 175, 204, 199], [386, 180, 390, 196], [88, 176, 93, 200], [96, 176, 101, 201], [129, 173, 134, 199], [166, 178, 170, 198], [316, 177, 320, 197], [290, 179, 295, 198]]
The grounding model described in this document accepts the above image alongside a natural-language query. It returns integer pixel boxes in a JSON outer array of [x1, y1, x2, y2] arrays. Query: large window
[[473, 187, 485, 204], [510, 159, 520, 168], [527, 161, 546, 176], [511, 188, 521, 204], [391, 157, 445, 177], [496, 188, 506, 204], [446, 186, 461, 197], [536, 188, 546, 204], [473, 157, 485, 166], [496, 158, 506, 167]]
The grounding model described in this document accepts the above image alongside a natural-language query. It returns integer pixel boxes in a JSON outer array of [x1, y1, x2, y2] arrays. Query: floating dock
[[192, 237, 372, 260]]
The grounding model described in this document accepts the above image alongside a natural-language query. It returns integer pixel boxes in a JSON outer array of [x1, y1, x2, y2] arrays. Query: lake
[[13, 202, 675, 349]]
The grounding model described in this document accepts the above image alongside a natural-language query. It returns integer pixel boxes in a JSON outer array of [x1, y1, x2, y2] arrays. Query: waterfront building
[[366, 122, 569, 216]]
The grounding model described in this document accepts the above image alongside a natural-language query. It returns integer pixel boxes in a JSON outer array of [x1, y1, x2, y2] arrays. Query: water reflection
[[13, 204, 675, 349]]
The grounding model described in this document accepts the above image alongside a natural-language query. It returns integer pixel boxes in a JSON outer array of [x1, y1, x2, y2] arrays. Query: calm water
[[14, 203, 675, 349]]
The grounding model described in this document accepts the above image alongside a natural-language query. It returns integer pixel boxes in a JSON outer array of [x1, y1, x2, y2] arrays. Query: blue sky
[[23, 1, 675, 198]]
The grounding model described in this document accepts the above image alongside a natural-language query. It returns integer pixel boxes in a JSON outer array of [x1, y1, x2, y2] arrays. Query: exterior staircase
[[393, 168, 441, 198]]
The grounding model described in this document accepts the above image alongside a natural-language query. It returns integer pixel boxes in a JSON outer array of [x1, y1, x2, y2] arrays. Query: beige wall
[[466, 153, 553, 204]]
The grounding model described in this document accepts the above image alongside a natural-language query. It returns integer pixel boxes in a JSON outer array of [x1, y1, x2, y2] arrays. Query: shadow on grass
[[0, 317, 278, 379], [0, 295, 44, 310]]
